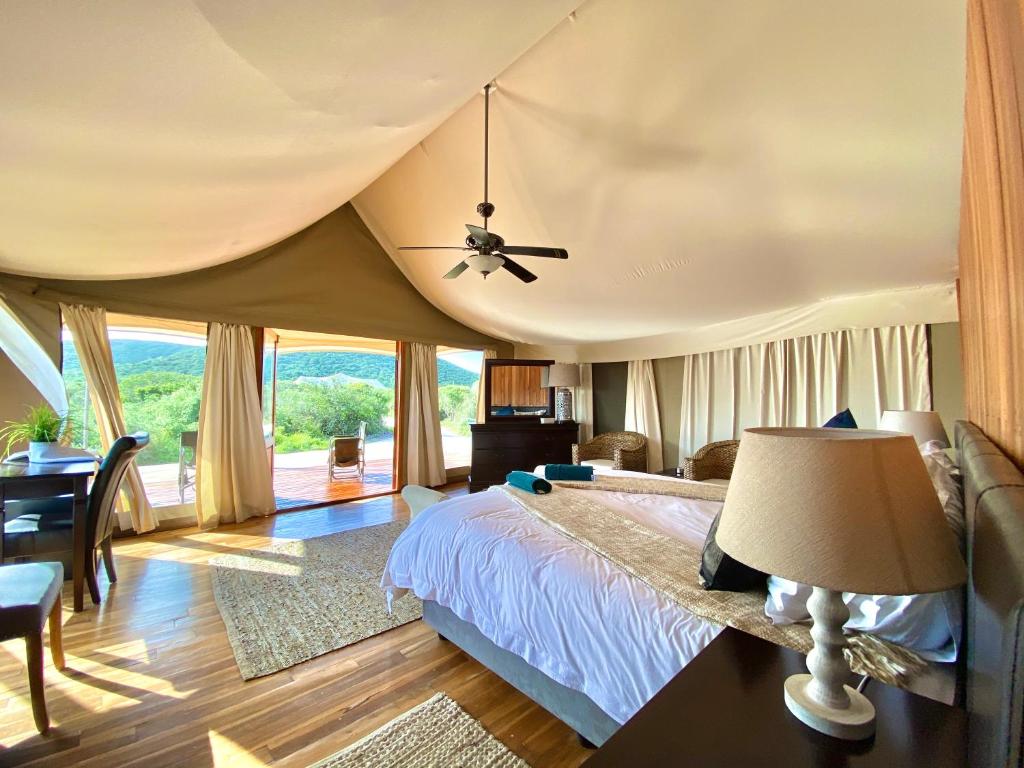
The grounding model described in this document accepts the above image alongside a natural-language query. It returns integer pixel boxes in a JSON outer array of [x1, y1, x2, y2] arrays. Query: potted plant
[[0, 404, 72, 462]]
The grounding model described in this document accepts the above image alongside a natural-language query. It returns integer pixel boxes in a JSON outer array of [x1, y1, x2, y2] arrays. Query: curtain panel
[[60, 304, 156, 532], [402, 341, 446, 487], [576, 363, 595, 443], [475, 348, 498, 424], [195, 322, 275, 528], [625, 359, 664, 472], [677, 324, 931, 460]]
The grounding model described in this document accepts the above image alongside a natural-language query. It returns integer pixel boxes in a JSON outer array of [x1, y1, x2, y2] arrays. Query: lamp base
[[784, 673, 875, 740]]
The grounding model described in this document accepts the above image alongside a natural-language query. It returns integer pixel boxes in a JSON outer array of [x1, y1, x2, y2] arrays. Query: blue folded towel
[[543, 464, 594, 481], [506, 471, 552, 494]]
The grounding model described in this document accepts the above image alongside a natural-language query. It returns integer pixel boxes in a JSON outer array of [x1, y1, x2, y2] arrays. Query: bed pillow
[[822, 408, 858, 429], [764, 441, 966, 660], [699, 511, 768, 592]]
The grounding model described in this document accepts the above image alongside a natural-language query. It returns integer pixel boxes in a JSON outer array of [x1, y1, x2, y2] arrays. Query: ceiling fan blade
[[399, 246, 472, 251], [499, 257, 538, 283], [499, 245, 569, 259], [443, 261, 470, 279], [465, 224, 497, 248]]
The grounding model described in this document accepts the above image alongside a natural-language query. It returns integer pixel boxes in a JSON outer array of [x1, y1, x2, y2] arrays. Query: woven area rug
[[210, 521, 420, 679], [312, 693, 529, 768]]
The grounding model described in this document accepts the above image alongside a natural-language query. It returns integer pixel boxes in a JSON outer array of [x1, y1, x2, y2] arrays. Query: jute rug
[[210, 521, 421, 679], [311, 693, 529, 768]]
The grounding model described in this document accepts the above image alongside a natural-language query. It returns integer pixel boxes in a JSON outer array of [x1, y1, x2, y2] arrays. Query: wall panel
[[959, 0, 1024, 469]]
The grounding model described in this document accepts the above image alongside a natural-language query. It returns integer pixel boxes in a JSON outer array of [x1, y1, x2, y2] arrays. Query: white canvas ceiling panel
[[0, 0, 577, 279], [356, 0, 966, 350]]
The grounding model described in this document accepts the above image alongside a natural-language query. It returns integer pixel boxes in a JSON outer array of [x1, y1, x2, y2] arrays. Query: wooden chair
[[0, 562, 65, 733], [178, 430, 197, 503], [680, 439, 740, 481], [328, 421, 366, 481], [3, 433, 150, 605], [572, 431, 649, 472]]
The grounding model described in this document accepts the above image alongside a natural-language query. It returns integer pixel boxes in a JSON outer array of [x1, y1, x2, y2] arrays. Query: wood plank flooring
[[0, 488, 590, 768]]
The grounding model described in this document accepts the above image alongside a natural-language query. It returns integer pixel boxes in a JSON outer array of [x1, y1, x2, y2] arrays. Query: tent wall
[[0, 292, 62, 437], [0, 204, 511, 354]]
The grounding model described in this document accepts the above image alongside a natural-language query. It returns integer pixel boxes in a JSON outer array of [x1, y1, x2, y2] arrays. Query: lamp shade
[[878, 410, 950, 448], [716, 427, 966, 595], [543, 363, 580, 388]]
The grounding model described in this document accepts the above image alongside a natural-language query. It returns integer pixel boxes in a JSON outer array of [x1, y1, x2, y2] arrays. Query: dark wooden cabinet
[[468, 422, 579, 493]]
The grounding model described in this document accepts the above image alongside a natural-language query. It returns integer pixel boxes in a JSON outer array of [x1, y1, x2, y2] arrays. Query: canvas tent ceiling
[[0, 1, 966, 358]]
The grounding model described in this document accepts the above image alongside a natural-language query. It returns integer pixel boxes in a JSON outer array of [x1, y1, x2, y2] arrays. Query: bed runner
[[498, 479, 925, 687]]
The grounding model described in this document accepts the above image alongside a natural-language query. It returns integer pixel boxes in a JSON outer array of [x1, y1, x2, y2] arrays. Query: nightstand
[[585, 629, 966, 767]]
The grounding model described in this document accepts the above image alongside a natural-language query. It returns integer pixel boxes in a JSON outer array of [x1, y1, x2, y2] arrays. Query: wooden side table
[[585, 629, 966, 767]]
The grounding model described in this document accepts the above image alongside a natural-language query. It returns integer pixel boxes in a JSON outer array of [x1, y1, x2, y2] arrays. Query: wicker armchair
[[680, 439, 740, 481], [572, 431, 649, 472]]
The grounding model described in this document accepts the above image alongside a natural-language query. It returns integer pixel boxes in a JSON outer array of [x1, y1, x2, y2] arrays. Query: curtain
[[576, 363, 595, 443], [625, 360, 663, 472], [195, 322, 275, 528], [403, 341, 446, 487], [475, 348, 498, 424], [60, 304, 156, 532], [677, 324, 930, 460]]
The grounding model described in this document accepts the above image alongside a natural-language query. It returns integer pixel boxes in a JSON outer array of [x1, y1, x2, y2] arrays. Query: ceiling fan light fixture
[[465, 253, 505, 276]]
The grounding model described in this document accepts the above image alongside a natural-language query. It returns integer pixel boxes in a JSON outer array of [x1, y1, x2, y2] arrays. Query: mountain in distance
[[62, 340, 478, 387]]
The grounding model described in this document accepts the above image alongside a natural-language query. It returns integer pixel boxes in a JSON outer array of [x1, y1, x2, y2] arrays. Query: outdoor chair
[[328, 421, 366, 481], [178, 430, 197, 503]]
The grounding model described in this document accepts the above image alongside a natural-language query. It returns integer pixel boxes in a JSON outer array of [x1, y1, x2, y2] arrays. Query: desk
[[0, 461, 96, 612], [586, 629, 966, 767]]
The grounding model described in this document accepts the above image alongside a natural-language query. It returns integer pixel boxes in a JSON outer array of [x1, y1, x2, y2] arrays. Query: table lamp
[[878, 410, 950, 448], [716, 427, 966, 740], [543, 363, 580, 423]]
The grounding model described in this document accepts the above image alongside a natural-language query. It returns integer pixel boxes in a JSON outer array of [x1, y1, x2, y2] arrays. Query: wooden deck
[[0, 488, 589, 768], [140, 457, 396, 512]]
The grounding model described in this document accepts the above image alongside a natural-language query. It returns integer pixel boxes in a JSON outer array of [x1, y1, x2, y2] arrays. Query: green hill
[[62, 340, 478, 386]]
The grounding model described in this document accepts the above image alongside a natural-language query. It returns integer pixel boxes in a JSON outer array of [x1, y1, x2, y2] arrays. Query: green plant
[[0, 404, 72, 457]]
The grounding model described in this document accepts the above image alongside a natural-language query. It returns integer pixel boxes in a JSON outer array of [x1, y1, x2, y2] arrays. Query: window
[[436, 348, 483, 470], [62, 314, 207, 508]]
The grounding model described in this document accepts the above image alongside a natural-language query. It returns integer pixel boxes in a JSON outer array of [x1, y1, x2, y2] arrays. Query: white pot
[[28, 441, 58, 462]]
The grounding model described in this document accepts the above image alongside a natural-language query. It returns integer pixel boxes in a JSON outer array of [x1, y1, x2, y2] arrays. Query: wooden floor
[[0, 488, 590, 768]]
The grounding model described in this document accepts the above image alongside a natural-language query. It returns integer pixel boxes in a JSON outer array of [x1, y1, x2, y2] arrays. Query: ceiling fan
[[399, 83, 568, 283]]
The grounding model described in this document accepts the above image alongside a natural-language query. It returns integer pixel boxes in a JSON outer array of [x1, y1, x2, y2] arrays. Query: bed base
[[422, 600, 619, 747]]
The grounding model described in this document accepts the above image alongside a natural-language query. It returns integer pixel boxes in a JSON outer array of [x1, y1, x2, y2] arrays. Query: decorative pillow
[[764, 441, 966, 661], [699, 511, 768, 592], [822, 408, 858, 429], [494, 405, 515, 416]]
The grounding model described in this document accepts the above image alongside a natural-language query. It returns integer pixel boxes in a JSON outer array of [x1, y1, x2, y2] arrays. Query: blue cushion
[[544, 464, 594, 481], [494, 406, 515, 416], [823, 408, 858, 429], [506, 471, 552, 494]]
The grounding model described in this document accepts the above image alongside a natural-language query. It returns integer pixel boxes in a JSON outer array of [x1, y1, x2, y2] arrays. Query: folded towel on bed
[[544, 464, 594, 481], [506, 471, 552, 494]]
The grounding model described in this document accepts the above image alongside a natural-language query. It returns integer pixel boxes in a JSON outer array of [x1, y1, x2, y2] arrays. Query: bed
[[382, 421, 1024, 764]]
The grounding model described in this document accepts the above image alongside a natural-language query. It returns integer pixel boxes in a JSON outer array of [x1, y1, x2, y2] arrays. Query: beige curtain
[[678, 324, 930, 459], [60, 304, 156, 532], [404, 342, 446, 487], [475, 348, 498, 424], [625, 360, 663, 472], [195, 323, 275, 528], [576, 363, 595, 443]]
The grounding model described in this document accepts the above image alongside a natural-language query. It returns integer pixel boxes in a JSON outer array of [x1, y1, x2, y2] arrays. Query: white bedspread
[[380, 470, 725, 724]]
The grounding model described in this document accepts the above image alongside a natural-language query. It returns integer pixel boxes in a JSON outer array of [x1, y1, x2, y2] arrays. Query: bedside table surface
[[585, 629, 966, 767]]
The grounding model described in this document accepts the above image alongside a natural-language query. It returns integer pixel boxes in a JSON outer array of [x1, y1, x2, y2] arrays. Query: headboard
[[958, 420, 1024, 768]]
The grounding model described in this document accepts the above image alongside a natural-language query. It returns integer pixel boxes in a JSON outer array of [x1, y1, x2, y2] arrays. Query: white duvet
[[380, 470, 725, 724]]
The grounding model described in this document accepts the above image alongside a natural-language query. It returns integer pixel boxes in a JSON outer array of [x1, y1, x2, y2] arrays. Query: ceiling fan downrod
[[475, 83, 495, 228]]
